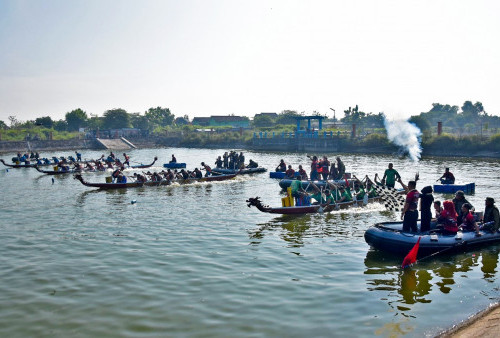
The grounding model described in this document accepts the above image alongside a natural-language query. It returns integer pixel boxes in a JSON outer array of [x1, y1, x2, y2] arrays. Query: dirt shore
[[438, 303, 500, 337]]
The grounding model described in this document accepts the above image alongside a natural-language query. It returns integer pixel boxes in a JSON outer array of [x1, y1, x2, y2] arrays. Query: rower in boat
[[191, 168, 203, 179], [170, 154, 177, 163], [438, 168, 455, 184], [133, 173, 147, 183], [111, 168, 122, 182], [275, 159, 286, 172], [201, 162, 212, 177], [246, 159, 258, 168]]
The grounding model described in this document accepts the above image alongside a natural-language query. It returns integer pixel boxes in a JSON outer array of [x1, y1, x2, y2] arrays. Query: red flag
[[402, 237, 421, 269]]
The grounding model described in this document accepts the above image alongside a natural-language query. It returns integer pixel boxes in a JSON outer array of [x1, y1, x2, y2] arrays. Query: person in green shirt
[[290, 177, 305, 199], [381, 163, 401, 188]]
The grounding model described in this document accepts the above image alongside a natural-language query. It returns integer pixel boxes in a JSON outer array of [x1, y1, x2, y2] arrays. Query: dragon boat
[[74, 173, 236, 189], [211, 167, 267, 175], [246, 196, 381, 215], [278, 178, 354, 191]]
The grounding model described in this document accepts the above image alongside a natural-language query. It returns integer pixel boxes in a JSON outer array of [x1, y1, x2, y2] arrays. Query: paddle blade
[[402, 237, 421, 269]]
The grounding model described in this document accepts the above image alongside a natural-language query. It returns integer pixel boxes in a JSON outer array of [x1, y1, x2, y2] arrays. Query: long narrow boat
[[246, 196, 381, 215], [364, 221, 500, 255], [278, 178, 354, 191], [0, 159, 54, 168], [74, 173, 236, 189], [130, 157, 158, 169], [211, 167, 267, 175]]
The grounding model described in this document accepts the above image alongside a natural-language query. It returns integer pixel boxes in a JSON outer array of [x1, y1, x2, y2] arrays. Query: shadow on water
[[248, 209, 384, 247], [364, 245, 500, 316]]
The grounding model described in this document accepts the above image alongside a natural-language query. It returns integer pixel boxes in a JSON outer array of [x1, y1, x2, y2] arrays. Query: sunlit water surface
[[1, 148, 499, 337]]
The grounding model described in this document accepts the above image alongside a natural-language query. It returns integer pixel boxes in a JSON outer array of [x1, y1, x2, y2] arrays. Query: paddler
[[275, 159, 286, 172], [201, 162, 212, 177], [438, 168, 455, 184], [123, 153, 130, 167], [459, 203, 481, 236]]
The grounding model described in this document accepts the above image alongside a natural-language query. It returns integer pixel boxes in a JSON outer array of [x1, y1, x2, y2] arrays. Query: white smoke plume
[[383, 117, 422, 162]]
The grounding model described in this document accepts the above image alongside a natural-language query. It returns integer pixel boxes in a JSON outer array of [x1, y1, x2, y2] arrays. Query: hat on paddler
[[486, 197, 495, 203]]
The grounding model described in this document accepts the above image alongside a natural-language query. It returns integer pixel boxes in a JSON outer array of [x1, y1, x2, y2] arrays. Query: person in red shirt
[[285, 165, 295, 179], [298, 165, 308, 180], [436, 200, 459, 234], [459, 203, 481, 236], [401, 180, 420, 232]]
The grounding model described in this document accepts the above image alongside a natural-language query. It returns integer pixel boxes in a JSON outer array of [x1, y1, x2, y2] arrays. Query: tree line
[[1, 100, 498, 134]]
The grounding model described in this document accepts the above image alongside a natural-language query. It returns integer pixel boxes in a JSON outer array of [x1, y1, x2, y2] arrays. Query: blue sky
[[0, 0, 499, 122]]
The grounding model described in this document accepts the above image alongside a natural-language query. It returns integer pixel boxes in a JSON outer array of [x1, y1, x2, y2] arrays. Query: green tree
[[461, 101, 484, 117], [87, 114, 103, 130], [145, 106, 174, 127], [0, 120, 7, 129], [130, 113, 150, 130], [253, 114, 275, 127], [174, 116, 189, 126], [35, 116, 54, 128], [409, 115, 430, 131], [275, 110, 301, 125], [65, 108, 88, 131], [53, 119, 68, 131], [102, 108, 131, 129]]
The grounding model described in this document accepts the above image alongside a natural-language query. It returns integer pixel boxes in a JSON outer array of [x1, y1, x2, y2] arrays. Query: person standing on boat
[[200, 162, 212, 177], [123, 153, 130, 167], [459, 203, 481, 236], [336, 157, 345, 180], [452, 190, 473, 225], [419, 186, 434, 232], [438, 168, 455, 184], [382, 163, 401, 189], [238, 152, 245, 169], [481, 197, 500, 232], [320, 156, 330, 181], [328, 162, 338, 180], [215, 156, 223, 168], [223, 152, 229, 168], [309, 156, 319, 180], [401, 180, 419, 232], [75, 151, 82, 162], [290, 176, 305, 199]]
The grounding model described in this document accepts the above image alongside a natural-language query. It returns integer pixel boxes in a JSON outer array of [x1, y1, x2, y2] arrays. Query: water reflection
[[364, 245, 500, 313]]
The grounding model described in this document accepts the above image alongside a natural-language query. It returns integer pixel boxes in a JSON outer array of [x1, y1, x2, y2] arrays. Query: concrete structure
[[95, 137, 136, 150]]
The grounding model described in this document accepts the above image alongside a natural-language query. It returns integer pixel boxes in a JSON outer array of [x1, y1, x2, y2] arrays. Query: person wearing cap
[[453, 190, 473, 225], [438, 168, 455, 184], [482, 197, 499, 232]]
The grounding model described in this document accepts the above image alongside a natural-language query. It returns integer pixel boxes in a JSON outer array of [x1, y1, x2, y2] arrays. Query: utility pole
[[329, 108, 336, 126]]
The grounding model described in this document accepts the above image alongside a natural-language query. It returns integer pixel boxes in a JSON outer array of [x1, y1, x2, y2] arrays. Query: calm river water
[[1, 147, 499, 337]]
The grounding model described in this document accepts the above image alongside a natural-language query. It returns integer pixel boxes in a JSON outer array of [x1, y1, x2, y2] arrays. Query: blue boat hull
[[211, 167, 267, 175], [269, 171, 300, 179], [433, 183, 475, 194], [163, 162, 186, 169], [364, 221, 500, 255]]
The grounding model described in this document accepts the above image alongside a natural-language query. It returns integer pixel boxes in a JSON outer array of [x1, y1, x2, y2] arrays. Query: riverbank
[[439, 303, 500, 337], [2, 137, 500, 159]]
